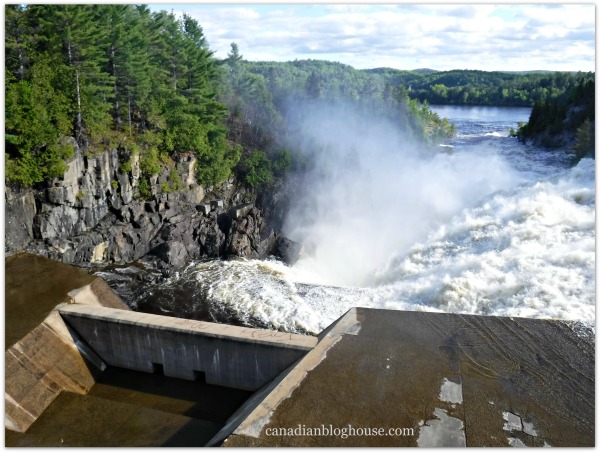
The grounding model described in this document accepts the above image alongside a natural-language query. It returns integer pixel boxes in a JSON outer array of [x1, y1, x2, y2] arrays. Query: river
[[96, 105, 595, 336]]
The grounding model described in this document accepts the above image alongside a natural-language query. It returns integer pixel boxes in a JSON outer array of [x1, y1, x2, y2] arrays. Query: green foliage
[[572, 119, 595, 159], [363, 68, 594, 107], [111, 179, 119, 190], [240, 58, 456, 145], [518, 79, 595, 152], [272, 149, 292, 177], [139, 147, 161, 176], [5, 5, 235, 188], [137, 177, 151, 199], [12, 6, 590, 191], [168, 167, 183, 190], [241, 150, 273, 188], [161, 167, 183, 193], [119, 157, 133, 173], [5, 57, 74, 186], [220, 43, 282, 150], [196, 140, 242, 187], [76, 191, 86, 200]]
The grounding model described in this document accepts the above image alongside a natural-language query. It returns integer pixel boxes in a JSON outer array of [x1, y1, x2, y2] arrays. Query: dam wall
[[59, 304, 318, 391]]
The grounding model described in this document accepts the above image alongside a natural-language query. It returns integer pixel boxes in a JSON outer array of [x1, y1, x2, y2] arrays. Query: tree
[[5, 5, 36, 81], [5, 60, 73, 185], [30, 4, 113, 144], [5, 5, 242, 188], [573, 119, 595, 159], [305, 71, 323, 99]]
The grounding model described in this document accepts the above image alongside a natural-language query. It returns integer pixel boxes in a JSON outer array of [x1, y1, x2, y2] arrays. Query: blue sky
[[150, 3, 595, 72]]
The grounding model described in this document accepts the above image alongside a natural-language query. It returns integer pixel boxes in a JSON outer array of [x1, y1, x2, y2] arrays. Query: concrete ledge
[[5, 310, 106, 433], [228, 203, 254, 220], [67, 278, 130, 310], [5, 262, 129, 434], [59, 304, 316, 350], [59, 305, 318, 390]]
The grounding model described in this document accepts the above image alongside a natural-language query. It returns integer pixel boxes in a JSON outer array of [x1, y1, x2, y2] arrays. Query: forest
[[516, 77, 595, 157], [364, 67, 594, 107], [4, 4, 594, 190]]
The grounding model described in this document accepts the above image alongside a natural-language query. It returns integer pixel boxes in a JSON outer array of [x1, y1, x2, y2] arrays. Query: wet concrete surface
[[5, 366, 252, 447], [5, 253, 95, 349], [225, 309, 594, 447]]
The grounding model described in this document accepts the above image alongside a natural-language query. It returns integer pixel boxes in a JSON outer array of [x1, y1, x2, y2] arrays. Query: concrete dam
[[5, 254, 595, 447]]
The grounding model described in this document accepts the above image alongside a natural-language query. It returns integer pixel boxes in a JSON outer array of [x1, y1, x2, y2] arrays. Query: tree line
[[5, 4, 239, 187], [220, 55, 457, 187], [516, 78, 595, 158], [5, 5, 593, 190], [364, 68, 594, 107], [5, 5, 456, 190]]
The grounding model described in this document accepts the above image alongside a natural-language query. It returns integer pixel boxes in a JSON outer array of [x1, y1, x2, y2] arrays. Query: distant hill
[[245, 59, 594, 109], [361, 67, 594, 107], [411, 68, 438, 74]]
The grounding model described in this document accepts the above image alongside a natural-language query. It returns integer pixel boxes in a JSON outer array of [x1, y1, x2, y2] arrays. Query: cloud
[[158, 3, 595, 72]]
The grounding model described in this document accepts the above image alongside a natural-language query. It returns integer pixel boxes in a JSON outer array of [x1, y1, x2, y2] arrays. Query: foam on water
[[185, 158, 595, 335], [375, 158, 595, 320], [133, 106, 594, 336]]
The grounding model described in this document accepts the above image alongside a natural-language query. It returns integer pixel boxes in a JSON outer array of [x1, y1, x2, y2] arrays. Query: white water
[[149, 106, 596, 335]]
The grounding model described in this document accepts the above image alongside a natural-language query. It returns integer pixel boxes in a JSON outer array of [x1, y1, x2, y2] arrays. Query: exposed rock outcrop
[[225, 206, 274, 259], [272, 236, 303, 265], [5, 139, 279, 273]]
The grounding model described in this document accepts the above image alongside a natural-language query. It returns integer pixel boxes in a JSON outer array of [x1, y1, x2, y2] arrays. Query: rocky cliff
[[5, 139, 280, 273]]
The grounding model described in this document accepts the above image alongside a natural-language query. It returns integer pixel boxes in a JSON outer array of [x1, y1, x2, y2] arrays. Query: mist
[[280, 100, 518, 287]]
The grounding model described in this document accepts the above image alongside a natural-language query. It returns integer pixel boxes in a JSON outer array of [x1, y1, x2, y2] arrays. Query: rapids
[[98, 106, 596, 336]]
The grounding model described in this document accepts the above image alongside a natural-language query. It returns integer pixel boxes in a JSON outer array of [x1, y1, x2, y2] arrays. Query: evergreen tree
[[573, 119, 595, 159], [5, 5, 36, 81], [30, 4, 113, 144]]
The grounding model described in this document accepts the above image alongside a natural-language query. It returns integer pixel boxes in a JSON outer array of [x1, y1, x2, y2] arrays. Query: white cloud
[[159, 3, 595, 72]]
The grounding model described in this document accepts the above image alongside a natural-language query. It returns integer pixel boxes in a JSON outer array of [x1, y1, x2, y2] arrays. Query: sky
[[150, 3, 596, 72]]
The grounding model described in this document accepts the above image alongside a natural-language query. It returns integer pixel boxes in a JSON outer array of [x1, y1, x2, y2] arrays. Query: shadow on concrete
[[90, 366, 253, 423]]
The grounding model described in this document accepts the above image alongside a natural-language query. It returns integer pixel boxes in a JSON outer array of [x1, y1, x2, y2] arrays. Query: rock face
[[5, 139, 278, 272], [272, 236, 303, 265], [5, 187, 36, 252], [225, 206, 275, 259]]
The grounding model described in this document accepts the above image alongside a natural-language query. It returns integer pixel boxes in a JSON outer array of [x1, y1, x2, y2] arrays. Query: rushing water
[[102, 105, 595, 335]]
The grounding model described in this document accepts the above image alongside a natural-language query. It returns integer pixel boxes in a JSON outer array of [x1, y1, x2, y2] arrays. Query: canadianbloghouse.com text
[[265, 424, 415, 439]]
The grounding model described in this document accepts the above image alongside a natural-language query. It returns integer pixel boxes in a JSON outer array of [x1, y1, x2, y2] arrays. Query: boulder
[[197, 204, 211, 215], [224, 207, 264, 258], [228, 203, 254, 220], [153, 241, 189, 268], [210, 199, 224, 210], [272, 236, 303, 265]]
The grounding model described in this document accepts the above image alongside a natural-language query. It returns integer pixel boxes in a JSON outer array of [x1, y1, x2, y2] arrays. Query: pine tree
[[573, 119, 595, 159], [5, 5, 36, 80], [30, 5, 113, 145]]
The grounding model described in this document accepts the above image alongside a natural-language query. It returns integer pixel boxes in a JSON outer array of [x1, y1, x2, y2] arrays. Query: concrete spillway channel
[[5, 254, 595, 447], [5, 255, 318, 446]]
